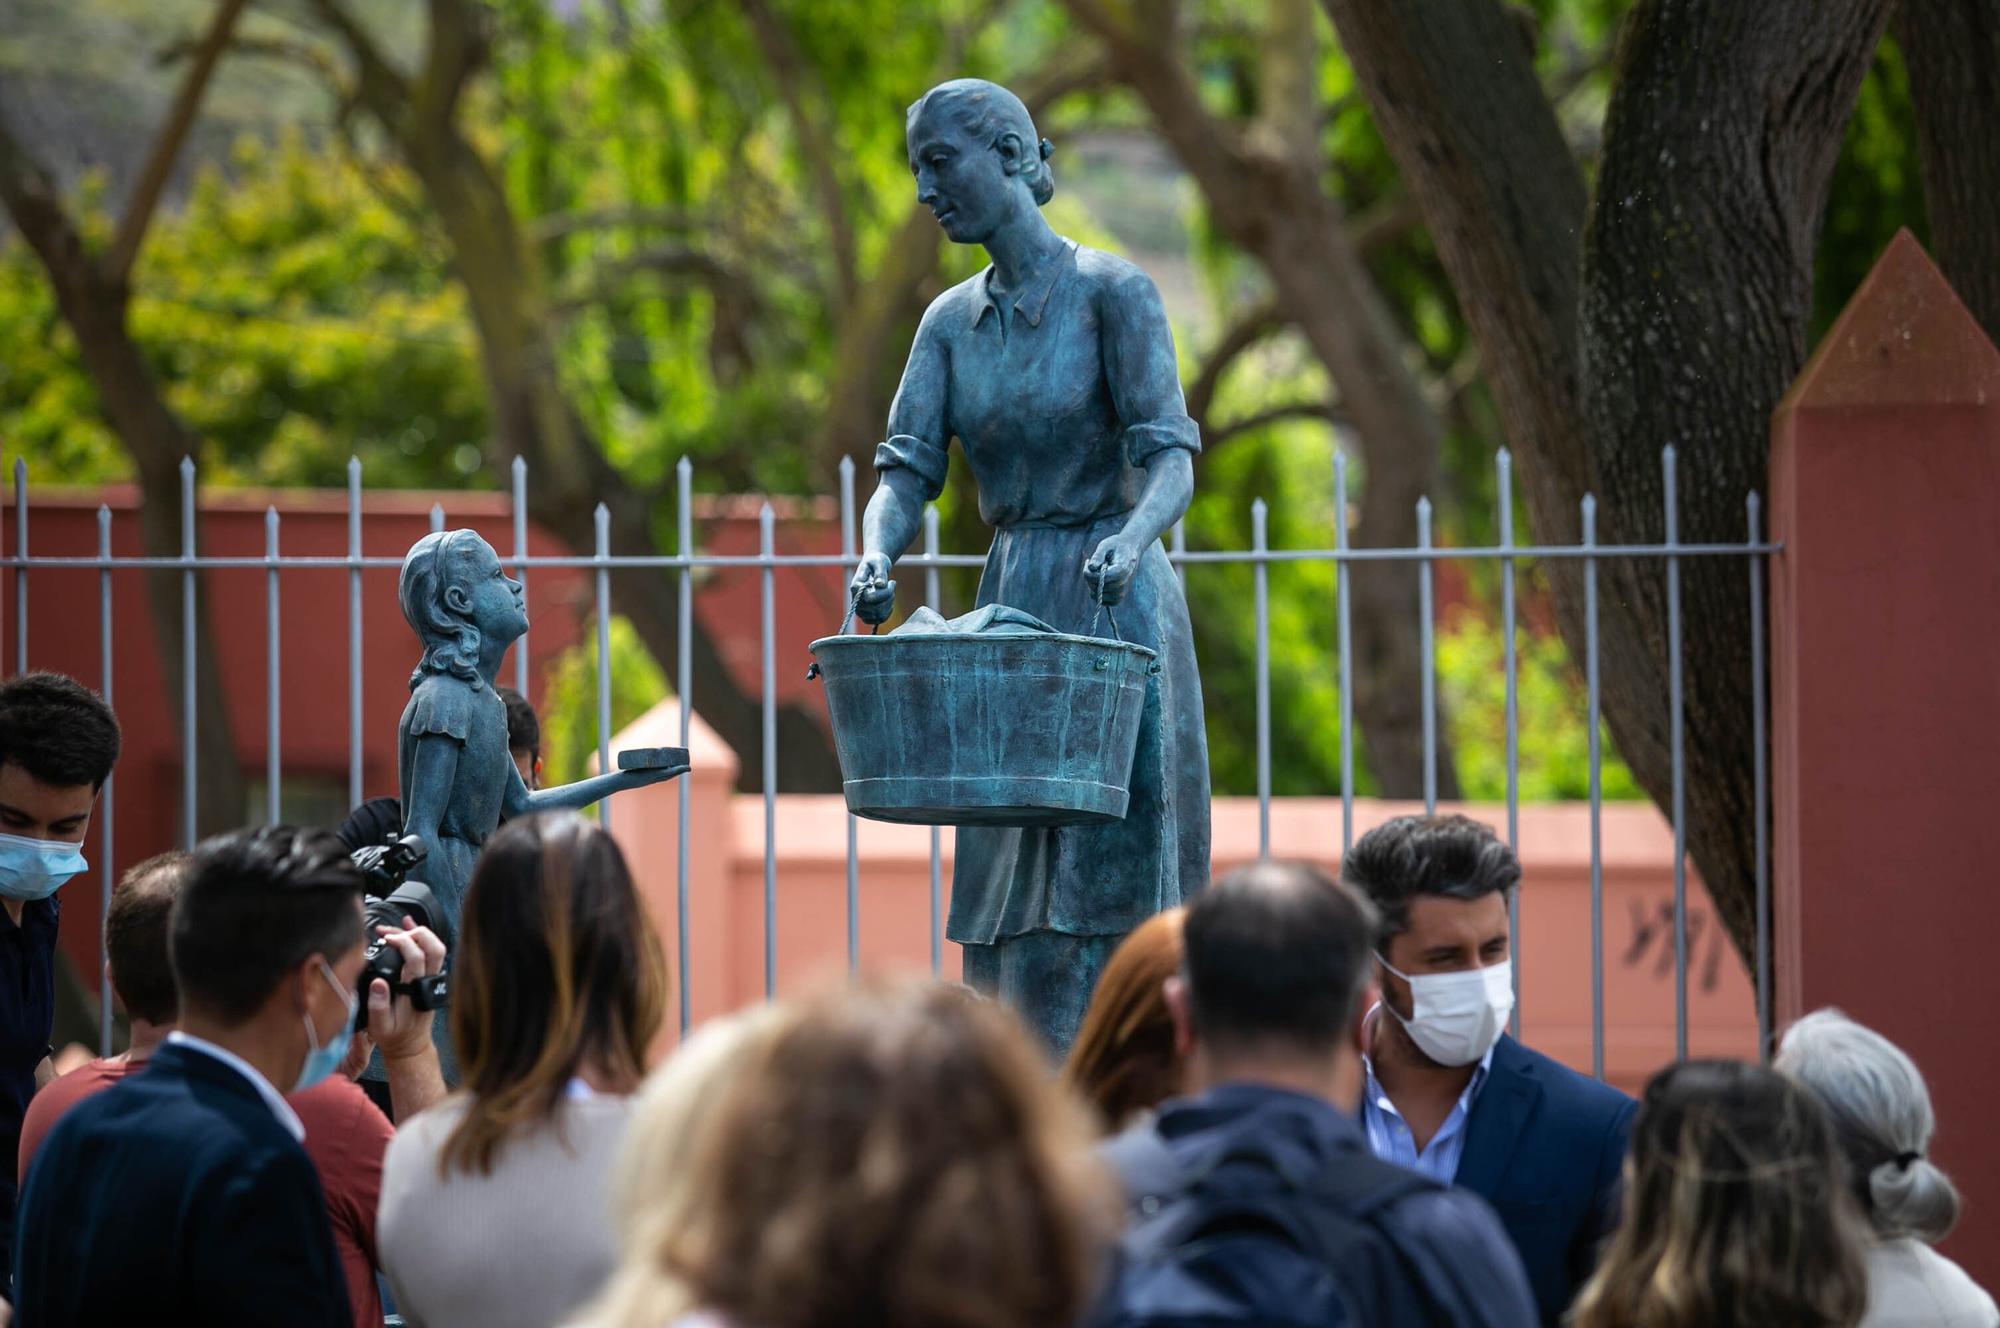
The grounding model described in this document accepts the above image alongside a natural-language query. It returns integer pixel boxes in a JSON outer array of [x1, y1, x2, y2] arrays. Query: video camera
[[348, 833, 452, 1027]]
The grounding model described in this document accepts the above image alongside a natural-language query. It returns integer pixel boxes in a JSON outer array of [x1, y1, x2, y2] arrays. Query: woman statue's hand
[[1084, 535, 1140, 606], [851, 552, 897, 625]]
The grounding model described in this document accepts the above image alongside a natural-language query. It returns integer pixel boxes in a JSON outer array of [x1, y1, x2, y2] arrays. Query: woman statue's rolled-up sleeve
[[1102, 269, 1201, 468], [873, 304, 952, 500]]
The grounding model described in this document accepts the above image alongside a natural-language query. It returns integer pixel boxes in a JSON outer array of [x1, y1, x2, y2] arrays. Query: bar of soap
[[617, 746, 690, 771]]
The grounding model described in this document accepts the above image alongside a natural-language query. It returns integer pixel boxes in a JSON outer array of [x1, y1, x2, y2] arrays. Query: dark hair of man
[[0, 671, 121, 790], [1182, 861, 1377, 1055], [169, 825, 365, 1026], [106, 852, 192, 1025], [1340, 814, 1521, 949], [498, 687, 539, 760]]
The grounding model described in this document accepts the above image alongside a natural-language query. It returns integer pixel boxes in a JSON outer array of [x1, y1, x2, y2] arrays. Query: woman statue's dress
[[876, 238, 1209, 1050]]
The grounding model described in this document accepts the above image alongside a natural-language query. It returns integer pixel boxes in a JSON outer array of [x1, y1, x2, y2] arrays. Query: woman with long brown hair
[[377, 812, 668, 1328], [1062, 906, 1185, 1131], [592, 978, 1116, 1328], [1572, 1058, 1871, 1328]]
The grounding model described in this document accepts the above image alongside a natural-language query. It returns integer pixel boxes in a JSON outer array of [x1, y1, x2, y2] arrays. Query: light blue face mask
[[294, 959, 359, 1093], [0, 832, 88, 902]]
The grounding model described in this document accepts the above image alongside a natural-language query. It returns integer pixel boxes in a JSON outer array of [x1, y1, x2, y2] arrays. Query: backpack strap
[[1102, 1121, 1186, 1207]]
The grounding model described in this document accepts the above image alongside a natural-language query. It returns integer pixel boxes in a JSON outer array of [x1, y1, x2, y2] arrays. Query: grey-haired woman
[[1777, 1009, 1998, 1328]]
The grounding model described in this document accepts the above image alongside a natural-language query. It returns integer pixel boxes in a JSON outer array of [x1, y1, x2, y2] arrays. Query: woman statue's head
[[1063, 906, 1186, 1133], [398, 529, 529, 690], [1777, 1007, 1962, 1244], [1572, 1058, 1869, 1328], [906, 79, 1054, 245], [441, 812, 668, 1176], [667, 978, 1115, 1328]]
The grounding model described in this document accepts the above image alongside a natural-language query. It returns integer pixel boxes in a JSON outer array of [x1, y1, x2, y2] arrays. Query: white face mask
[[1376, 953, 1514, 1067]]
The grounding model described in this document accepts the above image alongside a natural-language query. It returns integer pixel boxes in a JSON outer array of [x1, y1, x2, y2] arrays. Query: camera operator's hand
[[366, 917, 447, 1065]]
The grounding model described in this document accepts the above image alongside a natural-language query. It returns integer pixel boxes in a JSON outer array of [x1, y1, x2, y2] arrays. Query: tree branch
[[416, 0, 490, 135], [1206, 399, 1347, 448], [528, 206, 703, 245], [551, 245, 757, 319], [109, 0, 252, 283], [182, 31, 345, 87], [737, 0, 858, 302], [304, 0, 412, 125], [1185, 299, 1286, 430]]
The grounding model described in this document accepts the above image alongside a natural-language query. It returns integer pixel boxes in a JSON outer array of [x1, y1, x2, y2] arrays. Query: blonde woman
[[608, 978, 1115, 1328], [377, 813, 668, 1328], [1778, 1010, 1999, 1327], [1572, 1058, 1870, 1328], [567, 1003, 788, 1328]]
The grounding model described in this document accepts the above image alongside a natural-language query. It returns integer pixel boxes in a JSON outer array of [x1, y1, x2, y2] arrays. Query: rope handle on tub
[[807, 585, 872, 681]]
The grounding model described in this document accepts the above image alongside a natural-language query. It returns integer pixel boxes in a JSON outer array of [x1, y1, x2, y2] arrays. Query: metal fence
[[5, 444, 1776, 1074]]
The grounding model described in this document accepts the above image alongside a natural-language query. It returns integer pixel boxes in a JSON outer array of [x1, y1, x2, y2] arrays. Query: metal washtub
[[808, 610, 1157, 827]]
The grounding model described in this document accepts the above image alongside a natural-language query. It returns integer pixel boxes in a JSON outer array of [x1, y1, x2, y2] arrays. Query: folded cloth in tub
[[891, 604, 1058, 636]]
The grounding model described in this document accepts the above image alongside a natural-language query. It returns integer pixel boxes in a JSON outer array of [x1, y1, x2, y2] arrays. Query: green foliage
[[1438, 607, 1640, 801], [538, 615, 671, 786], [0, 132, 485, 488]]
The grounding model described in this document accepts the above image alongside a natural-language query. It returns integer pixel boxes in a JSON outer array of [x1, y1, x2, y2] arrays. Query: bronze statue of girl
[[398, 529, 687, 936], [853, 79, 1210, 1052]]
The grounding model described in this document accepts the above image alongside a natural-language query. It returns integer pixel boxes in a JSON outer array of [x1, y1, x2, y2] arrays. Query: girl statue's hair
[[400, 529, 486, 691], [909, 78, 1056, 206]]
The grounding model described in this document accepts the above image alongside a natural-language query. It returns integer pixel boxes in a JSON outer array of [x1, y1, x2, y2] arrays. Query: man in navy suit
[[1343, 814, 1637, 1327], [13, 825, 370, 1327]]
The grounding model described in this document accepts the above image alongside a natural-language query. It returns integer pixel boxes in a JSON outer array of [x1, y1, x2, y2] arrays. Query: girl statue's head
[[906, 78, 1054, 246], [399, 529, 528, 690]]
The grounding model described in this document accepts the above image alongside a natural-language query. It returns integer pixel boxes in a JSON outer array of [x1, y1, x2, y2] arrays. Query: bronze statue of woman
[[853, 79, 1210, 1053]]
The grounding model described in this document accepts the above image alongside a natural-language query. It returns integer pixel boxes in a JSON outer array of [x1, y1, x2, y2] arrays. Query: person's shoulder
[[34, 1065, 131, 1148], [35, 1057, 128, 1107], [382, 1093, 467, 1171], [1501, 1035, 1635, 1121], [294, 1077, 392, 1149], [1381, 1185, 1539, 1321], [1867, 1237, 2000, 1321], [917, 271, 988, 337], [1073, 242, 1145, 283], [403, 672, 480, 738], [1073, 244, 1160, 298]]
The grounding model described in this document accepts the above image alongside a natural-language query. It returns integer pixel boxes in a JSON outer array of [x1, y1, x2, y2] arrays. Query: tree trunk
[[1897, 0, 2000, 345], [1582, 0, 1893, 958], [0, 120, 248, 838], [1325, 0, 1893, 958], [1064, 0, 1461, 799]]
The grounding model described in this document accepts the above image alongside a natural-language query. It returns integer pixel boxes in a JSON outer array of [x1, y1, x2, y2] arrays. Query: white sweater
[[378, 1093, 636, 1328], [1861, 1236, 1999, 1328]]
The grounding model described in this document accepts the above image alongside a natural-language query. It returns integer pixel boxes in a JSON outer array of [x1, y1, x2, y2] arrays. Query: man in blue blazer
[[1344, 814, 1637, 1326], [13, 826, 368, 1327]]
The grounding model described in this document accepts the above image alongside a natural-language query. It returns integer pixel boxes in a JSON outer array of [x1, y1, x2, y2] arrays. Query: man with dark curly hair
[[0, 671, 118, 1295]]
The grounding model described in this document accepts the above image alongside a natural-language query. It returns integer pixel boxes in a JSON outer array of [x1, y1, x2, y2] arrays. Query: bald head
[[1182, 862, 1378, 1057]]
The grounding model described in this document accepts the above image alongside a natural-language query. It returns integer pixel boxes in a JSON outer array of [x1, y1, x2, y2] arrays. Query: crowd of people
[[0, 666, 1993, 1327]]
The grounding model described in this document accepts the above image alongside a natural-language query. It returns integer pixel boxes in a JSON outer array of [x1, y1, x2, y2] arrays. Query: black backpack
[[1091, 1125, 1449, 1328]]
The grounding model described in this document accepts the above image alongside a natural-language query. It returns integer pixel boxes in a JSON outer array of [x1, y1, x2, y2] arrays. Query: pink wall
[[607, 696, 1754, 1094]]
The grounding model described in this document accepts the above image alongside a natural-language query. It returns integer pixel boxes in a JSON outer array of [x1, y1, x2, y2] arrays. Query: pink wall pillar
[[596, 699, 741, 1052], [1771, 229, 2000, 1286]]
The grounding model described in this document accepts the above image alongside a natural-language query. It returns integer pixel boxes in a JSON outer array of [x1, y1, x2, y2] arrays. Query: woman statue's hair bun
[[1039, 137, 1055, 161]]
